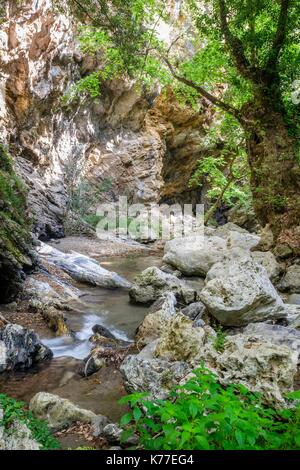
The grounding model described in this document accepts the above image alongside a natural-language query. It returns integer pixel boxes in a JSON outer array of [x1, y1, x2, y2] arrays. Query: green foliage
[[0, 144, 32, 268], [68, 179, 113, 216], [0, 144, 29, 228], [189, 115, 251, 212], [212, 325, 226, 353], [65, 0, 299, 117], [0, 394, 60, 450], [64, 1, 299, 224], [82, 214, 104, 228], [119, 366, 300, 450], [64, 144, 113, 231]]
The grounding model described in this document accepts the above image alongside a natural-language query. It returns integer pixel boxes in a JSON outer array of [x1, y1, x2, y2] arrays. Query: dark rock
[[81, 344, 132, 377], [92, 415, 110, 437], [102, 423, 139, 446], [92, 324, 116, 340], [0, 324, 52, 372], [182, 302, 206, 321]]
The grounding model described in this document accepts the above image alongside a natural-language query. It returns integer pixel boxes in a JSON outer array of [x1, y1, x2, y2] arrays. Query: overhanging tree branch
[[163, 57, 243, 122], [218, 0, 259, 83], [69, 0, 95, 21], [266, 0, 290, 71]]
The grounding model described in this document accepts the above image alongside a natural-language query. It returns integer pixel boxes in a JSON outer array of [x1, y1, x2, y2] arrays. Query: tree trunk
[[242, 101, 300, 253]]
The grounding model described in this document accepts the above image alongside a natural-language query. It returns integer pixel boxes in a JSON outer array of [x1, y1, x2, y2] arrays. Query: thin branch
[[218, 0, 259, 83], [204, 153, 238, 224], [266, 0, 290, 71], [70, 0, 95, 21], [163, 57, 243, 122]]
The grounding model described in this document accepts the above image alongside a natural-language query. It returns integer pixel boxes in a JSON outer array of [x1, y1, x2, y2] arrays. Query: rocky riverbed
[[1, 223, 300, 449]]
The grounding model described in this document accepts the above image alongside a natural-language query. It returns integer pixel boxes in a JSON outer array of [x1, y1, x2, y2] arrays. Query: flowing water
[[42, 254, 162, 359], [0, 254, 162, 422]]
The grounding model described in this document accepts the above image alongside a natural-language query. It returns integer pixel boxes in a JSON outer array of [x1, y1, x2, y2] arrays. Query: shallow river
[[42, 255, 162, 359], [0, 254, 162, 422]]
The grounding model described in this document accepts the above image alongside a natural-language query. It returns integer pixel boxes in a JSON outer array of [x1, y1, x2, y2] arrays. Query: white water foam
[[42, 313, 131, 360]]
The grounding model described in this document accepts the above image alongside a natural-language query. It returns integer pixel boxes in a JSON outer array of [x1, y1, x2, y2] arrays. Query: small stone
[[279, 264, 300, 293], [182, 302, 206, 321], [274, 244, 293, 259]]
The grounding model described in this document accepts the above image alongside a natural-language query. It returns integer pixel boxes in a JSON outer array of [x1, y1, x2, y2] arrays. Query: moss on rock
[[0, 144, 33, 302]]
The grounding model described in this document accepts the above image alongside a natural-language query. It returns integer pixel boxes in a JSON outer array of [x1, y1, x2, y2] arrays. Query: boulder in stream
[[163, 235, 228, 277], [37, 243, 132, 289], [29, 392, 101, 431], [0, 324, 52, 373], [200, 250, 285, 326], [162, 224, 261, 277], [92, 324, 117, 340], [129, 266, 197, 305], [120, 350, 191, 400], [135, 292, 177, 348]]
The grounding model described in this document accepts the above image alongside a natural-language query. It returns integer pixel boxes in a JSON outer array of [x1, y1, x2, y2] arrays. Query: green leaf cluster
[[0, 394, 60, 450], [119, 366, 300, 450], [189, 114, 251, 209]]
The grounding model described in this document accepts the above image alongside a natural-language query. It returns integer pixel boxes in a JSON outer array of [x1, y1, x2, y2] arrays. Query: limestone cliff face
[[0, 0, 214, 239]]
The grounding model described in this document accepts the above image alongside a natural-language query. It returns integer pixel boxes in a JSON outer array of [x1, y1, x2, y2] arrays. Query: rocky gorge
[[0, 0, 300, 453]]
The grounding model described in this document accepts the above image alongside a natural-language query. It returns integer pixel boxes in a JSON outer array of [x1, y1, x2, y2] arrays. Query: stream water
[[42, 255, 162, 359], [0, 254, 162, 422]]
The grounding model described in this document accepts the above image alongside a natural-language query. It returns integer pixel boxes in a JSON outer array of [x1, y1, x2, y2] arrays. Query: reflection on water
[[42, 255, 162, 360], [0, 357, 129, 421]]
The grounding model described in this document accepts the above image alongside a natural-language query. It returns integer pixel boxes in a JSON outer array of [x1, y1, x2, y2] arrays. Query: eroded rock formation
[[0, 0, 215, 240]]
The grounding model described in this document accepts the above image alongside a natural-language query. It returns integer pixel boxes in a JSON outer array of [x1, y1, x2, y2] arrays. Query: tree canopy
[[63, 0, 300, 242], [64, 0, 299, 126]]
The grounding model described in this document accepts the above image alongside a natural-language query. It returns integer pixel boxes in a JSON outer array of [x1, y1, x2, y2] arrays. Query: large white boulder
[[38, 242, 131, 289], [199, 334, 298, 404], [163, 235, 228, 276], [200, 250, 285, 326], [162, 224, 261, 277]]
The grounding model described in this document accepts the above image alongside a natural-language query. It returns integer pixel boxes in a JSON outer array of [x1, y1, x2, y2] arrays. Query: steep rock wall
[[0, 0, 214, 240], [0, 144, 34, 302]]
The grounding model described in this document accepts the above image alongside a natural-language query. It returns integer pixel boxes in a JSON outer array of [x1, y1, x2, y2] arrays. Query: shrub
[[119, 366, 300, 450], [212, 325, 226, 353], [0, 394, 60, 450]]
